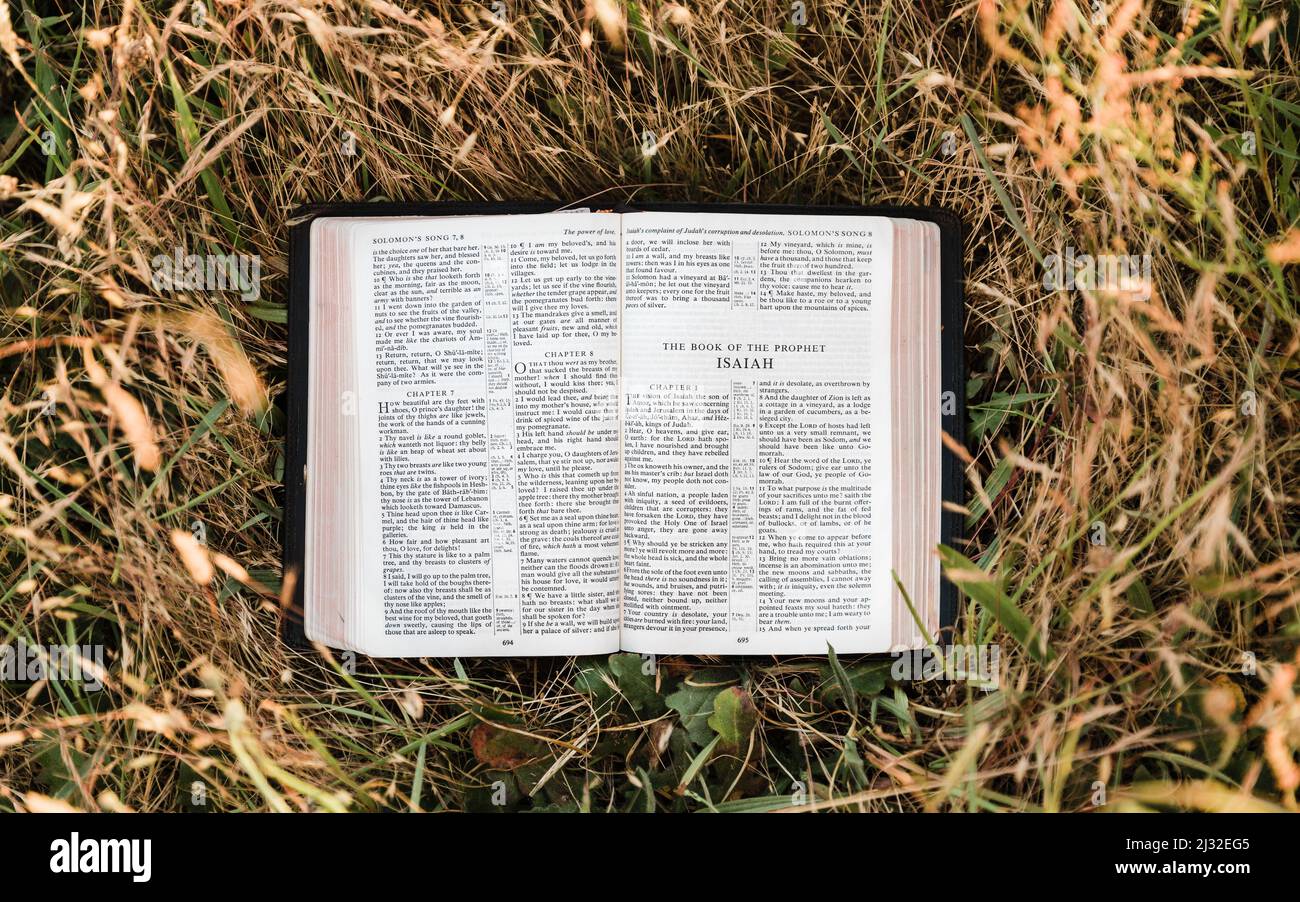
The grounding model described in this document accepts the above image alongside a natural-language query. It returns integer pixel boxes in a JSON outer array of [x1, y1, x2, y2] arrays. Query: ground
[[0, 0, 1297, 812]]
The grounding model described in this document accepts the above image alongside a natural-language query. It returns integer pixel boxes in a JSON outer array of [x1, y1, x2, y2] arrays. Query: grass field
[[0, 0, 1297, 813]]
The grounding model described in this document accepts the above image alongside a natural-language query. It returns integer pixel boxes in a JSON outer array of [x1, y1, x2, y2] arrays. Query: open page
[[618, 212, 894, 654], [348, 212, 623, 656]]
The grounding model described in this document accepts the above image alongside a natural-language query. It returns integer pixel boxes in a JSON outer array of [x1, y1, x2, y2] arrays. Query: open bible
[[283, 202, 964, 657]]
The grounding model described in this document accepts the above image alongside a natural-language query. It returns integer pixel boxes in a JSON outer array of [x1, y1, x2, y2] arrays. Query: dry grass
[[0, 0, 1297, 812]]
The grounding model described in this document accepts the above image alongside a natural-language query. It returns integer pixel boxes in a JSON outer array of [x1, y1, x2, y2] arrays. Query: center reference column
[[482, 243, 520, 638], [728, 239, 759, 638]]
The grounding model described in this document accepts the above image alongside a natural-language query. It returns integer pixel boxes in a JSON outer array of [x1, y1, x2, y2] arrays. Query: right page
[[619, 212, 895, 654]]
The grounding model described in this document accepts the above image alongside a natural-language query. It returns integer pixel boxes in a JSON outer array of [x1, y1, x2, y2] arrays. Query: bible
[[283, 202, 964, 657]]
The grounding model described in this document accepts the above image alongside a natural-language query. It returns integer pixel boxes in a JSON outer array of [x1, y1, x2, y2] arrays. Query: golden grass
[[0, 0, 1296, 812]]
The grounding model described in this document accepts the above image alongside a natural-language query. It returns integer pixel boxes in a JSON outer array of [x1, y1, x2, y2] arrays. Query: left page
[[348, 212, 622, 656]]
